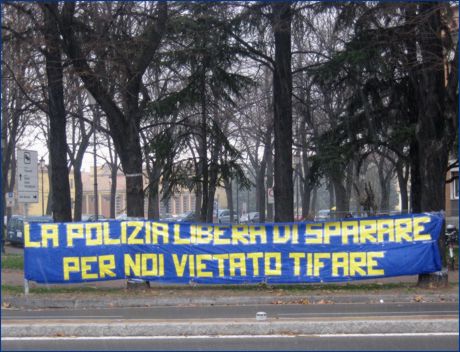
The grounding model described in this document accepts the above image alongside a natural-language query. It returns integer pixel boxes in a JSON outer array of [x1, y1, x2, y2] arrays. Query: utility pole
[[40, 157, 45, 216]]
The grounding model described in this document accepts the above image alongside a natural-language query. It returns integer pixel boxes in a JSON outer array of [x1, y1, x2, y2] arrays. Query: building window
[[183, 194, 189, 213], [115, 194, 123, 215], [451, 171, 459, 200], [174, 196, 181, 215], [190, 194, 196, 212]]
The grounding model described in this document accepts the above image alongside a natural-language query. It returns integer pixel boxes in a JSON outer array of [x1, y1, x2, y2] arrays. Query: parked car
[[82, 214, 107, 222], [315, 209, 330, 221], [115, 214, 143, 221], [6, 215, 53, 246], [239, 212, 260, 224], [177, 211, 199, 223], [217, 209, 232, 224]]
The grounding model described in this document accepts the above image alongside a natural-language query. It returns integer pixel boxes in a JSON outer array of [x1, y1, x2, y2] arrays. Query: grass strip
[[1, 254, 24, 270], [3, 281, 456, 296]]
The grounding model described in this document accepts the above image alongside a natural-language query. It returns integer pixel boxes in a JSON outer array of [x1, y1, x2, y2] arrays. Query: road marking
[[317, 333, 459, 338], [2, 315, 123, 320], [279, 310, 459, 316], [2, 333, 458, 341]]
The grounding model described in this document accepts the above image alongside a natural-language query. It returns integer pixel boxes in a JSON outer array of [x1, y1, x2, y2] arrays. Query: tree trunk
[[73, 163, 83, 221], [272, 3, 293, 222], [395, 161, 409, 213], [206, 139, 220, 222], [224, 178, 234, 222], [110, 163, 117, 219], [119, 138, 144, 217], [332, 178, 348, 214], [256, 160, 267, 222], [195, 184, 202, 215], [42, 4, 72, 222], [328, 180, 334, 209], [310, 187, 317, 216], [377, 158, 391, 213], [415, 3, 455, 286], [266, 146, 274, 222], [199, 70, 209, 222], [58, 2, 167, 219], [147, 179, 160, 220]]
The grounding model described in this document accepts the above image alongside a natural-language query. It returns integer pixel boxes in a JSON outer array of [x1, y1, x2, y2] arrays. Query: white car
[[315, 209, 330, 221], [217, 209, 232, 223], [239, 212, 260, 224]]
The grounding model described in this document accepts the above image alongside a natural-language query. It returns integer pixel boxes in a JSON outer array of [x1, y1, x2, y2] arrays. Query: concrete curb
[[2, 319, 458, 337], [3, 293, 458, 309]]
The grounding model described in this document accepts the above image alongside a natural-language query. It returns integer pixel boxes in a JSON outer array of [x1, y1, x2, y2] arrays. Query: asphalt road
[[2, 302, 458, 321], [2, 334, 458, 351]]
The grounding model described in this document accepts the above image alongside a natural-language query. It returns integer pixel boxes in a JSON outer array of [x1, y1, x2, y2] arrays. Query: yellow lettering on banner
[[127, 221, 144, 245], [213, 226, 230, 245], [193, 225, 213, 244], [307, 253, 313, 276], [265, 252, 282, 276], [63, 257, 80, 280], [367, 252, 385, 276], [332, 252, 349, 277], [172, 254, 188, 277], [341, 221, 359, 244], [349, 252, 367, 276], [144, 222, 151, 244], [360, 220, 377, 243], [99, 255, 116, 278], [41, 224, 59, 248], [231, 225, 249, 244], [313, 253, 330, 276], [174, 224, 190, 244], [81, 256, 98, 279], [86, 223, 103, 246], [395, 219, 412, 242], [124, 254, 141, 277], [377, 219, 395, 243], [103, 222, 120, 245], [305, 223, 323, 244], [249, 226, 267, 244], [66, 224, 84, 247], [24, 224, 40, 248], [142, 254, 157, 276], [273, 225, 291, 244], [159, 254, 165, 276], [289, 252, 304, 276], [213, 254, 229, 277], [121, 222, 127, 244], [292, 225, 299, 244], [413, 217, 432, 241], [324, 222, 341, 244], [189, 254, 195, 276], [196, 254, 213, 277], [247, 252, 263, 276], [152, 223, 169, 244], [229, 253, 246, 276]]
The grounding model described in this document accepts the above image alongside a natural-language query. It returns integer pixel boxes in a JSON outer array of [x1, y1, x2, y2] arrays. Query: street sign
[[267, 187, 274, 204], [17, 149, 39, 203], [6, 192, 14, 207]]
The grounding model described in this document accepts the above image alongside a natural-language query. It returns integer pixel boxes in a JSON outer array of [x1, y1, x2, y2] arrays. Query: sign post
[[6, 192, 14, 207], [267, 187, 274, 205], [17, 150, 39, 203]]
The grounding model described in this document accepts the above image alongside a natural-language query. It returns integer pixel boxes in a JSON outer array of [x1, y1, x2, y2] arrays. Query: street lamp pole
[[39, 157, 45, 216]]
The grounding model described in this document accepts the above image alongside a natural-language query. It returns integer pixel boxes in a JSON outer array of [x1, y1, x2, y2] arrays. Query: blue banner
[[24, 213, 443, 284]]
